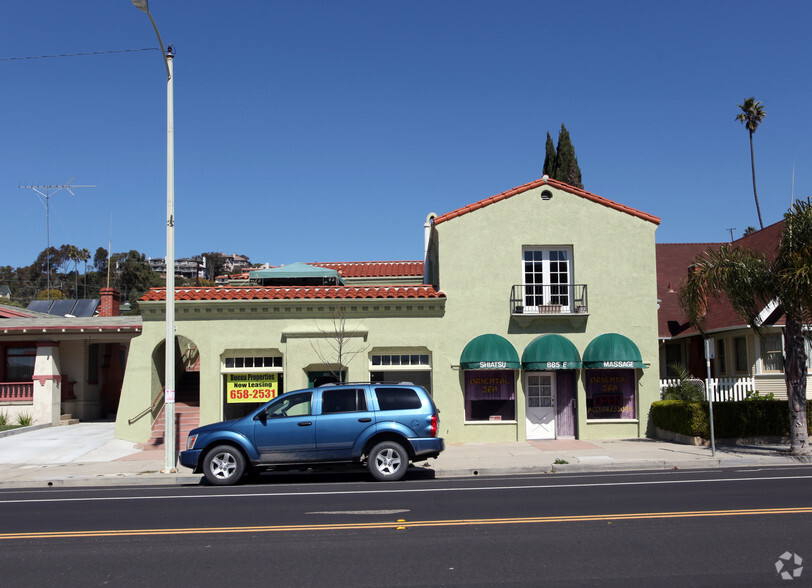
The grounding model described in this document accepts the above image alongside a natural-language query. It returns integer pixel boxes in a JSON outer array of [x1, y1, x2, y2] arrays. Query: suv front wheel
[[202, 445, 246, 485], [368, 440, 408, 482]]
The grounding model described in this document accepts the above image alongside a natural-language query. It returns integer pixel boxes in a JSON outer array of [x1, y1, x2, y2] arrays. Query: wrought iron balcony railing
[[510, 284, 588, 315]]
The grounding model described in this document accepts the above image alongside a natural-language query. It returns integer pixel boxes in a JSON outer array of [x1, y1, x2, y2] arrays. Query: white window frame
[[758, 332, 784, 374], [521, 246, 573, 311], [222, 353, 283, 374]]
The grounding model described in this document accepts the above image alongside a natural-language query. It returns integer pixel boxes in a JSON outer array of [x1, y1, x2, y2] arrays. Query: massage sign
[[226, 373, 279, 403], [585, 369, 635, 419]]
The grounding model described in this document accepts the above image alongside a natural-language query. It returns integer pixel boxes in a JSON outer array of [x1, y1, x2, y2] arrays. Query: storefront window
[[585, 369, 636, 420], [222, 353, 283, 420], [370, 352, 432, 395], [464, 370, 515, 421]]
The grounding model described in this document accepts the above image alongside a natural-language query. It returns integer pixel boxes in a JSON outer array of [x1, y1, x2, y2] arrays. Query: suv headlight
[[186, 434, 198, 450]]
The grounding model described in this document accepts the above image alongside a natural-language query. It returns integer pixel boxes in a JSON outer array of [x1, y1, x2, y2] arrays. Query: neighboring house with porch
[[0, 289, 142, 425], [656, 221, 812, 400], [115, 177, 661, 446]]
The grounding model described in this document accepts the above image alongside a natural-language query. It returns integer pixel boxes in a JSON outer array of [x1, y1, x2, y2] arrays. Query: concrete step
[[58, 414, 79, 426], [137, 403, 200, 450]]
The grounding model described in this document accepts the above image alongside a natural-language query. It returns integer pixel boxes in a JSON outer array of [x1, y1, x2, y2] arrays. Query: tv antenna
[[19, 178, 96, 303], [726, 227, 736, 242]]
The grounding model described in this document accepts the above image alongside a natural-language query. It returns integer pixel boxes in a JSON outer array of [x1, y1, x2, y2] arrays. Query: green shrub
[[650, 400, 709, 437], [651, 399, 812, 439], [711, 401, 788, 438], [0, 411, 7, 426], [15, 412, 34, 427]]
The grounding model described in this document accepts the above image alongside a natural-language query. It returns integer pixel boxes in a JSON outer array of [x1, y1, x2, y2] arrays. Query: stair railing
[[128, 386, 165, 425]]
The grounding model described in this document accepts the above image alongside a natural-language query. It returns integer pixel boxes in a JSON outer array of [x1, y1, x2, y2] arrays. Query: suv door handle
[[358, 417, 372, 423], [298, 421, 312, 427]]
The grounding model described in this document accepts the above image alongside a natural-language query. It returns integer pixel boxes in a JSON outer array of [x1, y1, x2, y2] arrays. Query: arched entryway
[[146, 336, 201, 448]]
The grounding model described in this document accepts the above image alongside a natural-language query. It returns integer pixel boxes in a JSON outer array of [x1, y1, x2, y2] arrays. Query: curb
[[0, 474, 203, 489], [2, 456, 811, 490], [0, 423, 52, 439]]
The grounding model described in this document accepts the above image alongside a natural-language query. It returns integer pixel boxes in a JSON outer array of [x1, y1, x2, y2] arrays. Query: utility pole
[[19, 180, 95, 302], [726, 227, 736, 242]]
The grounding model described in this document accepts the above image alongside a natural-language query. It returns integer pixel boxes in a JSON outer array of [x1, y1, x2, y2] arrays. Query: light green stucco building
[[115, 178, 661, 445]]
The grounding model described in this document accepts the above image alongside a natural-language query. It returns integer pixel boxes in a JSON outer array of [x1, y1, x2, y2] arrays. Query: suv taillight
[[430, 414, 438, 437]]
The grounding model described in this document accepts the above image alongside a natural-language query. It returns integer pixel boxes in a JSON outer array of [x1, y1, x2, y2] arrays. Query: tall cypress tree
[[554, 124, 582, 188], [542, 132, 556, 177]]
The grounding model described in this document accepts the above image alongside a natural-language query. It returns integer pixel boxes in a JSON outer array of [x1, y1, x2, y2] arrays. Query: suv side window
[[321, 388, 367, 414], [375, 387, 422, 411], [265, 392, 312, 418]]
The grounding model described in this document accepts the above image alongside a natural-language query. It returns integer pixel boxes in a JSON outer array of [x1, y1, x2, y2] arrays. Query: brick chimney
[[99, 288, 121, 317]]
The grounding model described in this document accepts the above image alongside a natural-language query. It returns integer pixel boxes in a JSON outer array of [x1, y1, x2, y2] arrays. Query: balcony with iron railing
[[510, 284, 588, 316]]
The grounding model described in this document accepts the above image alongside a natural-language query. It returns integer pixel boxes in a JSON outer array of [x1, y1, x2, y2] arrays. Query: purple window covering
[[555, 371, 576, 436], [464, 370, 515, 401], [585, 369, 636, 420]]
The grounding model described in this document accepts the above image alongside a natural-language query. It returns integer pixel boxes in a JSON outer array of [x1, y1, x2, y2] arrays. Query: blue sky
[[2, 1, 811, 270]]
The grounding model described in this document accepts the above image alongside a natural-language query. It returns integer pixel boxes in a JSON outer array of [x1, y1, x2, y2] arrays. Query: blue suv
[[180, 383, 444, 485]]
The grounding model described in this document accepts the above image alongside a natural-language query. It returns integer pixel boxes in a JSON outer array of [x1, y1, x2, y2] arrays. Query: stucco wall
[[432, 183, 660, 441], [116, 301, 447, 442], [116, 183, 661, 445]]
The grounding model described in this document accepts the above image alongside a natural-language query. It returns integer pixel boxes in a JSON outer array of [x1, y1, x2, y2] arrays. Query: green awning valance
[[460, 334, 521, 370], [583, 333, 646, 369], [521, 334, 582, 370]]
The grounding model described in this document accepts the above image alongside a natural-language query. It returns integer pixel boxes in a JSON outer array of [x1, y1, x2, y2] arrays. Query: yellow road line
[[3, 506, 812, 541]]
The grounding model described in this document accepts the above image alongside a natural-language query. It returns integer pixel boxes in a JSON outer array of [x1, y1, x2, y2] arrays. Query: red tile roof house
[[115, 177, 662, 448], [656, 221, 812, 400], [0, 289, 142, 427]]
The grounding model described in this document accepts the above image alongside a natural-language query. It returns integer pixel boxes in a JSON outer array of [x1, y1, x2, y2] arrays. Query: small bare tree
[[310, 305, 369, 382]]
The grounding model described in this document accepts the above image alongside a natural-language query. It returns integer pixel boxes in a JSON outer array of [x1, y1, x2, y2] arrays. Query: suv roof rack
[[317, 381, 415, 387]]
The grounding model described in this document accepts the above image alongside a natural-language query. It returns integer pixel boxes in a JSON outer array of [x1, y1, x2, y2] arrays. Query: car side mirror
[[255, 411, 267, 424]]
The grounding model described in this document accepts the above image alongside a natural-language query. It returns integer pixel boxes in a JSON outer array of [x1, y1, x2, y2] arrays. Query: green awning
[[521, 334, 582, 370], [583, 333, 646, 369], [460, 334, 521, 370]]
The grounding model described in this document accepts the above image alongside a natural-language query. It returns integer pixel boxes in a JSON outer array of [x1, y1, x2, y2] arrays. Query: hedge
[[650, 399, 812, 439]]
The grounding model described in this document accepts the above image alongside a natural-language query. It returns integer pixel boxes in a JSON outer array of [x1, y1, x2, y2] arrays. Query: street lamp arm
[[131, 0, 171, 80], [145, 10, 171, 80]]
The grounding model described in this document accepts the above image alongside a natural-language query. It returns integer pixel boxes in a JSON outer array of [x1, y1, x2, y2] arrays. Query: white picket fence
[[659, 377, 756, 402]]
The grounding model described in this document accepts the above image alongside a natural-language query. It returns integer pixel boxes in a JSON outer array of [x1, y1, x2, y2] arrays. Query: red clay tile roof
[[432, 178, 661, 226], [656, 220, 787, 338], [140, 285, 444, 302], [310, 261, 423, 278]]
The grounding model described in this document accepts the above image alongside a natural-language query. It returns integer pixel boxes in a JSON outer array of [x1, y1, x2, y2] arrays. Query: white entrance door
[[526, 372, 556, 440]]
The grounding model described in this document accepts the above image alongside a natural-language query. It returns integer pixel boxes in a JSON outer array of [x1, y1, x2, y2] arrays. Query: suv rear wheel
[[202, 445, 246, 485], [368, 440, 408, 482]]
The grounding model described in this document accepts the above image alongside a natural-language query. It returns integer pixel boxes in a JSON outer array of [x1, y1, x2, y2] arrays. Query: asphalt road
[[1, 466, 810, 586]]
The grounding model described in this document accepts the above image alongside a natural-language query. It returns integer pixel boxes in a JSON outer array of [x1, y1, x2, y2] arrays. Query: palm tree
[[736, 97, 766, 230], [679, 198, 812, 454]]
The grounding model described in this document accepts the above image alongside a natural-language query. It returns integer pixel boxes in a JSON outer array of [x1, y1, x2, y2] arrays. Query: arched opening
[[147, 336, 201, 447]]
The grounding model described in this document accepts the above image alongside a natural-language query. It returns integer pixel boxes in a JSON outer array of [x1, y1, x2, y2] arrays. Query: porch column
[[32, 341, 62, 426]]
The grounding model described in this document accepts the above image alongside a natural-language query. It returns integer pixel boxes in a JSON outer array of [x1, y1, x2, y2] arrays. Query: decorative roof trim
[[140, 285, 446, 302], [432, 178, 661, 226]]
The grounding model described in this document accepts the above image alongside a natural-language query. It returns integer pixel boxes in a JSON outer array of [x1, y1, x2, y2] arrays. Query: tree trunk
[[784, 315, 809, 455], [749, 131, 764, 230]]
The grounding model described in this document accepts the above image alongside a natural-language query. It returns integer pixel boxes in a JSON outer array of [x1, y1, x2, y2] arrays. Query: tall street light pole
[[131, 0, 176, 473]]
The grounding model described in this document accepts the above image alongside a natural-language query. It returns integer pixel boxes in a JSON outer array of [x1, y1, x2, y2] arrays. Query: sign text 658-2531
[[226, 373, 279, 404]]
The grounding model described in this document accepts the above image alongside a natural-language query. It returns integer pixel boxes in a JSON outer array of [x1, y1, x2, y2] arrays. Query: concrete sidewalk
[[0, 423, 810, 489]]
